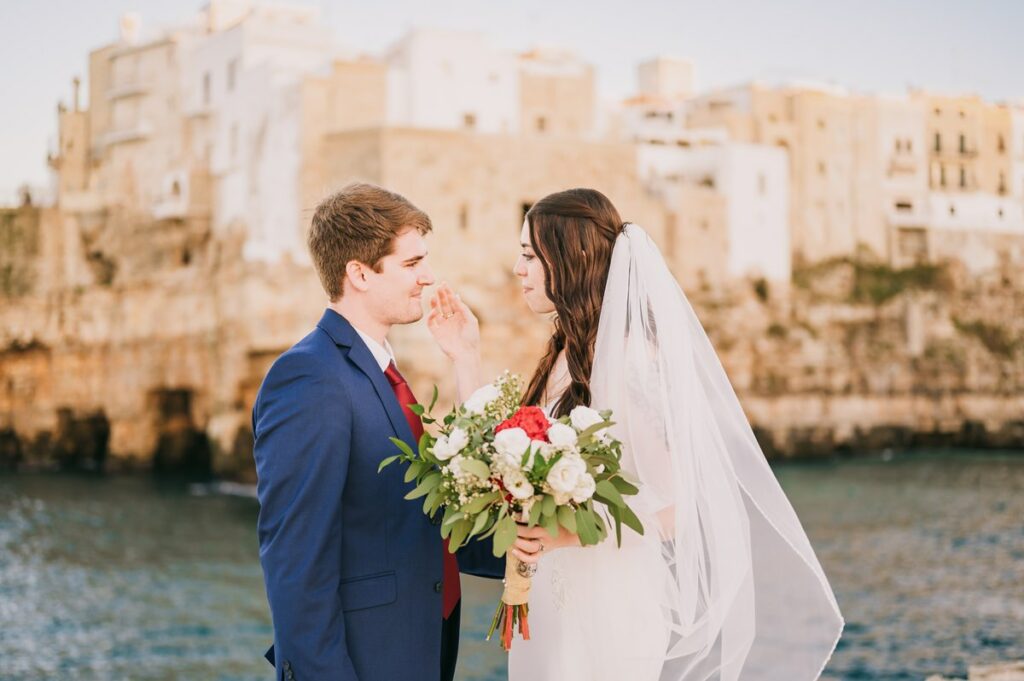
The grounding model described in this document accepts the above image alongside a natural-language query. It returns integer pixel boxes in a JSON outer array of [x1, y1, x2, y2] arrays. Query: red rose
[[495, 406, 550, 442]]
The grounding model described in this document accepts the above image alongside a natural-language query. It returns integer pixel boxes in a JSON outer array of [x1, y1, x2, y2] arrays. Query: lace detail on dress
[[549, 561, 568, 610]]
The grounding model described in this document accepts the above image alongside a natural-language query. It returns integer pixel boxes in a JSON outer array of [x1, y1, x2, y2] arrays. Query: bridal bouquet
[[378, 372, 643, 650]]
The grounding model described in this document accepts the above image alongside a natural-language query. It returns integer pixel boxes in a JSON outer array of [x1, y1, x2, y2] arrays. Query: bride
[[427, 188, 843, 680]]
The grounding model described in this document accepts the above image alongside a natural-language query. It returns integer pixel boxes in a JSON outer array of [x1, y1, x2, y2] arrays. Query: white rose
[[433, 435, 455, 461], [463, 383, 500, 414], [493, 428, 531, 461], [569, 405, 605, 433], [503, 469, 535, 500], [546, 454, 587, 495], [552, 490, 573, 506], [447, 427, 469, 455], [571, 473, 597, 503], [447, 454, 467, 479], [546, 422, 578, 448]]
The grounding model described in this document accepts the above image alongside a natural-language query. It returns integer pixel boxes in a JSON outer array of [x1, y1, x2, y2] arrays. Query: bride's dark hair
[[522, 188, 624, 418]]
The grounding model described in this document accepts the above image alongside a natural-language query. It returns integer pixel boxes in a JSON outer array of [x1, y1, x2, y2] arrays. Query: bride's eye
[[522, 253, 535, 262]]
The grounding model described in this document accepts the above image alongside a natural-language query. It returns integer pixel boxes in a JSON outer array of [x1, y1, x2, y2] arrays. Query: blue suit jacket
[[253, 309, 503, 681]]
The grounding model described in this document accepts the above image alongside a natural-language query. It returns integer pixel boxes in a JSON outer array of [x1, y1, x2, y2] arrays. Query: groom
[[253, 183, 503, 681]]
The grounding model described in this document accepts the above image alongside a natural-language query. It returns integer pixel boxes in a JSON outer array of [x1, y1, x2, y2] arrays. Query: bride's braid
[[522, 189, 623, 419]]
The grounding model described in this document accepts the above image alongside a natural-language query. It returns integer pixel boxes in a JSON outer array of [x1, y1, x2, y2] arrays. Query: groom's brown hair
[[308, 182, 432, 300]]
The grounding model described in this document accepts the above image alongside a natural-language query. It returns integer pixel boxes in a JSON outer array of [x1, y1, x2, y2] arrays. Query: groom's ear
[[344, 260, 372, 293]]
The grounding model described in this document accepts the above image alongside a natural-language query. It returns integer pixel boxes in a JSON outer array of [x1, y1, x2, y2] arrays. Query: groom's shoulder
[[262, 327, 344, 386]]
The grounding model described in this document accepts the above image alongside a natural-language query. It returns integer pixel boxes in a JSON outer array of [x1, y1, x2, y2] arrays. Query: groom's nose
[[418, 264, 436, 286]]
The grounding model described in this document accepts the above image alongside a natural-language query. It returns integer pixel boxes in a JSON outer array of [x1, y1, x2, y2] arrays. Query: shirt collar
[[352, 326, 396, 372]]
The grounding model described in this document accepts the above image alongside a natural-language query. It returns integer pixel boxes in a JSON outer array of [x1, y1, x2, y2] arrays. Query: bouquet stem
[[485, 553, 532, 650]]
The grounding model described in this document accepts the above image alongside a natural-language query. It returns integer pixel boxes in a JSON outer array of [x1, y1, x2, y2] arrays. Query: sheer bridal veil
[[589, 224, 843, 680]]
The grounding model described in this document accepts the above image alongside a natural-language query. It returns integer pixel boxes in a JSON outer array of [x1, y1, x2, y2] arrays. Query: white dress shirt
[[353, 327, 397, 372]]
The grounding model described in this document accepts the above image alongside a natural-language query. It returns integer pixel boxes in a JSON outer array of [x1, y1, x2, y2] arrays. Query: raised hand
[[427, 283, 480, 362]]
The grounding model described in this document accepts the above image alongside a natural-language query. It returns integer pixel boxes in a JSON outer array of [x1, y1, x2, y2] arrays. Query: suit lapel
[[316, 309, 416, 449]]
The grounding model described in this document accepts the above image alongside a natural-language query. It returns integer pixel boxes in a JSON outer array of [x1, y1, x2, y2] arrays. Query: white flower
[[552, 490, 573, 506], [447, 427, 469, 455], [447, 454, 467, 479], [546, 454, 587, 495], [433, 435, 455, 461], [503, 469, 535, 500], [493, 428, 531, 460], [571, 473, 596, 503], [463, 383, 500, 414], [569, 405, 605, 433], [546, 422, 578, 448]]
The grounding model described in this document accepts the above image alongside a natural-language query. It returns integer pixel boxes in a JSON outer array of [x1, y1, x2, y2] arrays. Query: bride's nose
[[513, 255, 527, 277]]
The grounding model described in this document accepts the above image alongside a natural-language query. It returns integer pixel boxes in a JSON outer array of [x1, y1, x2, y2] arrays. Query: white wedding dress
[[508, 225, 843, 681]]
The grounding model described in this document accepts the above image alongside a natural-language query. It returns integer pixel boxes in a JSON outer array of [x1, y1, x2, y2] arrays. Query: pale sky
[[1, 0, 1022, 204]]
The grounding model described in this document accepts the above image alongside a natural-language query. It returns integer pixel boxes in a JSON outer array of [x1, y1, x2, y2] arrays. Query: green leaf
[[449, 518, 473, 551], [557, 505, 577, 533], [418, 432, 433, 458], [541, 510, 559, 539], [404, 460, 426, 483], [595, 480, 626, 508], [389, 436, 415, 459], [609, 505, 624, 547], [575, 507, 600, 546], [377, 455, 400, 473], [492, 515, 518, 557], [617, 502, 645, 537], [428, 385, 439, 412], [409, 403, 425, 416], [527, 499, 543, 527], [541, 495, 556, 517], [470, 511, 490, 537], [460, 458, 492, 481], [404, 472, 440, 500], [609, 475, 640, 496], [462, 491, 501, 515], [443, 511, 465, 526]]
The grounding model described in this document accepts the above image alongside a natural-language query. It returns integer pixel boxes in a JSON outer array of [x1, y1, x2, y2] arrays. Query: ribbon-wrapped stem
[[485, 553, 532, 650]]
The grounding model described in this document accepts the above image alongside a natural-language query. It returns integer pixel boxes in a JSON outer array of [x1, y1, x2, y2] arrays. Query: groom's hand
[[512, 523, 581, 564]]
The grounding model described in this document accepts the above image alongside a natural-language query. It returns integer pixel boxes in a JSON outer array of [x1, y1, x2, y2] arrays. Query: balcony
[[106, 81, 149, 100], [100, 123, 153, 146]]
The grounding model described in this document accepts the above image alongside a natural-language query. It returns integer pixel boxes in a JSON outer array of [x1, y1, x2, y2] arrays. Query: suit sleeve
[[253, 352, 359, 680], [456, 535, 506, 579]]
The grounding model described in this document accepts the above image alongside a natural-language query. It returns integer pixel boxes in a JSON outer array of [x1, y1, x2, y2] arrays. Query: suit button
[[434, 581, 443, 593], [283, 661, 291, 671]]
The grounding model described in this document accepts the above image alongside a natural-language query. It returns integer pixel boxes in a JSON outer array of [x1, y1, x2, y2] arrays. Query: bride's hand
[[511, 523, 581, 564], [427, 283, 480, 362]]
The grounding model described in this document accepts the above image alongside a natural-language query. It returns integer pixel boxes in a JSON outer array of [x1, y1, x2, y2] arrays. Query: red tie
[[384, 361, 461, 619]]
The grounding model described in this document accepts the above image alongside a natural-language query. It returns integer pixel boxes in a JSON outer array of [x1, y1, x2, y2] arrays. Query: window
[[959, 166, 966, 188], [227, 59, 237, 92], [999, 172, 1006, 195], [817, 118, 825, 130], [536, 116, 547, 132], [758, 173, 767, 196], [959, 134, 966, 154], [895, 201, 913, 212], [907, 139, 913, 153], [817, 161, 826, 176], [459, 204, 469, 231], [463, 113, 476, 130], [940, 164, 946, 187], [202, 72, 211, 105], [949, 204, 956, 216], [998, 207, 1004, 219], [894, 139, 902, 152], [934, 132, 941, 153], [997, 135, 1006, 153]]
